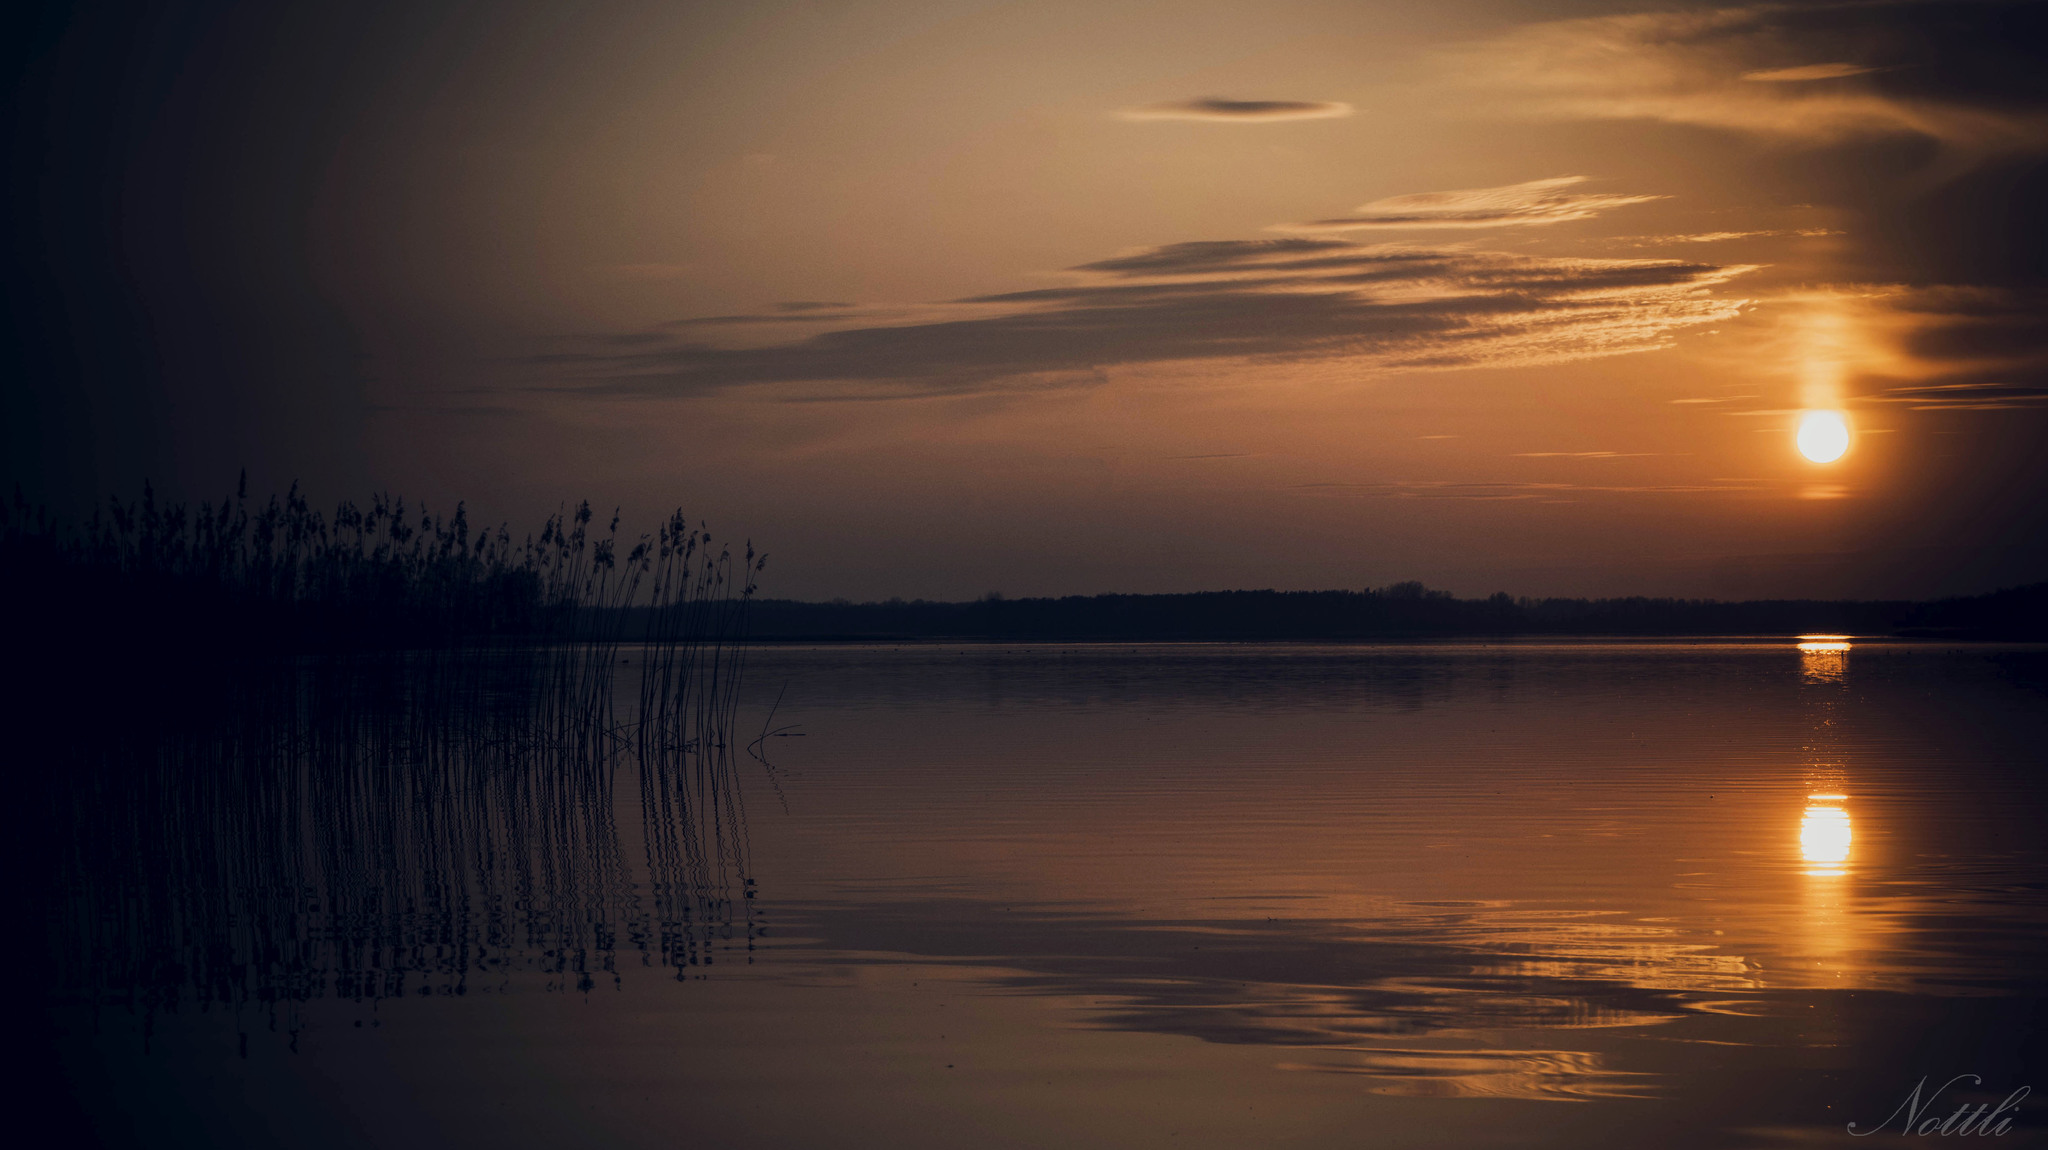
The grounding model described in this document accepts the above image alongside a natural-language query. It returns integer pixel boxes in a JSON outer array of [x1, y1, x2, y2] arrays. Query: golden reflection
[[1798, 635, 1850, 682], [1800, 798, 1852, 874], [1282, 1047, 1656, 1100], [1793, 791, 1862, 983]]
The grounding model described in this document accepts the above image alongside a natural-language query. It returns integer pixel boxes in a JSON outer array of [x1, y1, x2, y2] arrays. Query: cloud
[[664, 301, 866, 327], [1625, 229, 1840, 246], [1445, 2, 2048, 153], [1863, 287, 2048, 409], [1869, 380, 2048, 410], [540, 237, 1752, 399], [1742, 63, 1875, 83], [1426, 0, 2048, 478], [1856, 303, 2048, 409], [1738, 286, 2048, 412], [1117, 98, 1354, 123], [1281, 176, 1663, 233], [1294, 479, 1760, 500]]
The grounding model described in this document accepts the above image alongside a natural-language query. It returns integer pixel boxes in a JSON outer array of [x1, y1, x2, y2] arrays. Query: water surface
[[48, 641, 2048, 1147]]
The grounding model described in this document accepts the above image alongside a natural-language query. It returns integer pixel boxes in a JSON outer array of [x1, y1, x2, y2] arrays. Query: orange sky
[[10, 0, 2046, 598]]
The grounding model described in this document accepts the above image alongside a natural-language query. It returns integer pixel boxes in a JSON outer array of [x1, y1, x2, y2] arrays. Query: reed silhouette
[[2, 476, 766, 657], [14, 481, 770, 1041]]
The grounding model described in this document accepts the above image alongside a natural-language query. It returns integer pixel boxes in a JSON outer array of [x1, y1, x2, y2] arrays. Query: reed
[[16, 479, 773, 1038], [1, 475, 767, 660]]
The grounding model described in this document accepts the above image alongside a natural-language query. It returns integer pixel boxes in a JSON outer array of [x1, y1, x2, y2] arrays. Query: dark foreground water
[[43, 641, 2048, 1148]]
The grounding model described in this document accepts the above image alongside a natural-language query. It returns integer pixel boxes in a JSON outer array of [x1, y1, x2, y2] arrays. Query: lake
[[44, 641, 2048, 1148]]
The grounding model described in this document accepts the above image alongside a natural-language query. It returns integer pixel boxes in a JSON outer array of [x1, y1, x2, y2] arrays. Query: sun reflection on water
[[1798, 635, 1850, 682], [1800, 798, 1853, 875], [1794, 790, 1859, 982]]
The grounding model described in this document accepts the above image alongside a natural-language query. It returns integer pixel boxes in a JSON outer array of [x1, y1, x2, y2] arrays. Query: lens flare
[[1796, 410, 1851, 463]]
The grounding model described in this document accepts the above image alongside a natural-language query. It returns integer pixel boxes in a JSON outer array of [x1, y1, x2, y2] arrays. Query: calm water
[[44, 642, 2048, 1148]]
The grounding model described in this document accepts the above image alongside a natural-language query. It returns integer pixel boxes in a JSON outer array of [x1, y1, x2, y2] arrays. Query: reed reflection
[[44, 645, 758, 1034]]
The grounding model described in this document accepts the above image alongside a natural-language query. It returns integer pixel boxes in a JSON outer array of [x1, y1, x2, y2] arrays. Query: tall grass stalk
[[16, 480, 772, 1032]]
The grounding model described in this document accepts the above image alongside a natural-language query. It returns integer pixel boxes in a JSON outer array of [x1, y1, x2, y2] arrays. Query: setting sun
[[16, 0, 2048, 1141], [1797, 409, 1851, 463]]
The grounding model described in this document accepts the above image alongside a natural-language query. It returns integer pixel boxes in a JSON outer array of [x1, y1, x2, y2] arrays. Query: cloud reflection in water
[[787, 899, 1755, 1100]]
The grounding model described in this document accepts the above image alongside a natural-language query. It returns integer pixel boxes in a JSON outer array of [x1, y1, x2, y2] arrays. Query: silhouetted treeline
[[742, 580, 2048, 641], [1, 479, 763, 657]]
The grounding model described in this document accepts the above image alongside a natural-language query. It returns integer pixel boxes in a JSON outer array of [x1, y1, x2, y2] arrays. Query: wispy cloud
[[1293, 479, 1761, 500], [1281, 177, 1661, 233], [1864, 287, 2048, 410], [1444, 3, 2048, 153], [1718, 285, 2048, 414], [1625, 229, 1839, 246], [1116, 98, 1353, 122], [665, 301, 867, 327], [542, 238, 1752, 399], [1742, 63, 1874, 83], [1442, 2, 2048, 419], [1868, 380, 2048, 410]]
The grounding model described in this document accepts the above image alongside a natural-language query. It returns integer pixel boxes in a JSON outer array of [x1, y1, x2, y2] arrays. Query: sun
[[1796, 409, 1851, 463]]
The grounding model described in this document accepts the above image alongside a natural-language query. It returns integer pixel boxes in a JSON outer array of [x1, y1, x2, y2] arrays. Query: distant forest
[[739, 582, 2048, 642], [7, 485, 2044, 647]]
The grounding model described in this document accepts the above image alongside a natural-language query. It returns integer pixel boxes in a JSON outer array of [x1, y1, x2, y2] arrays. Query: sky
[[7, 0, 2046, 601]]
